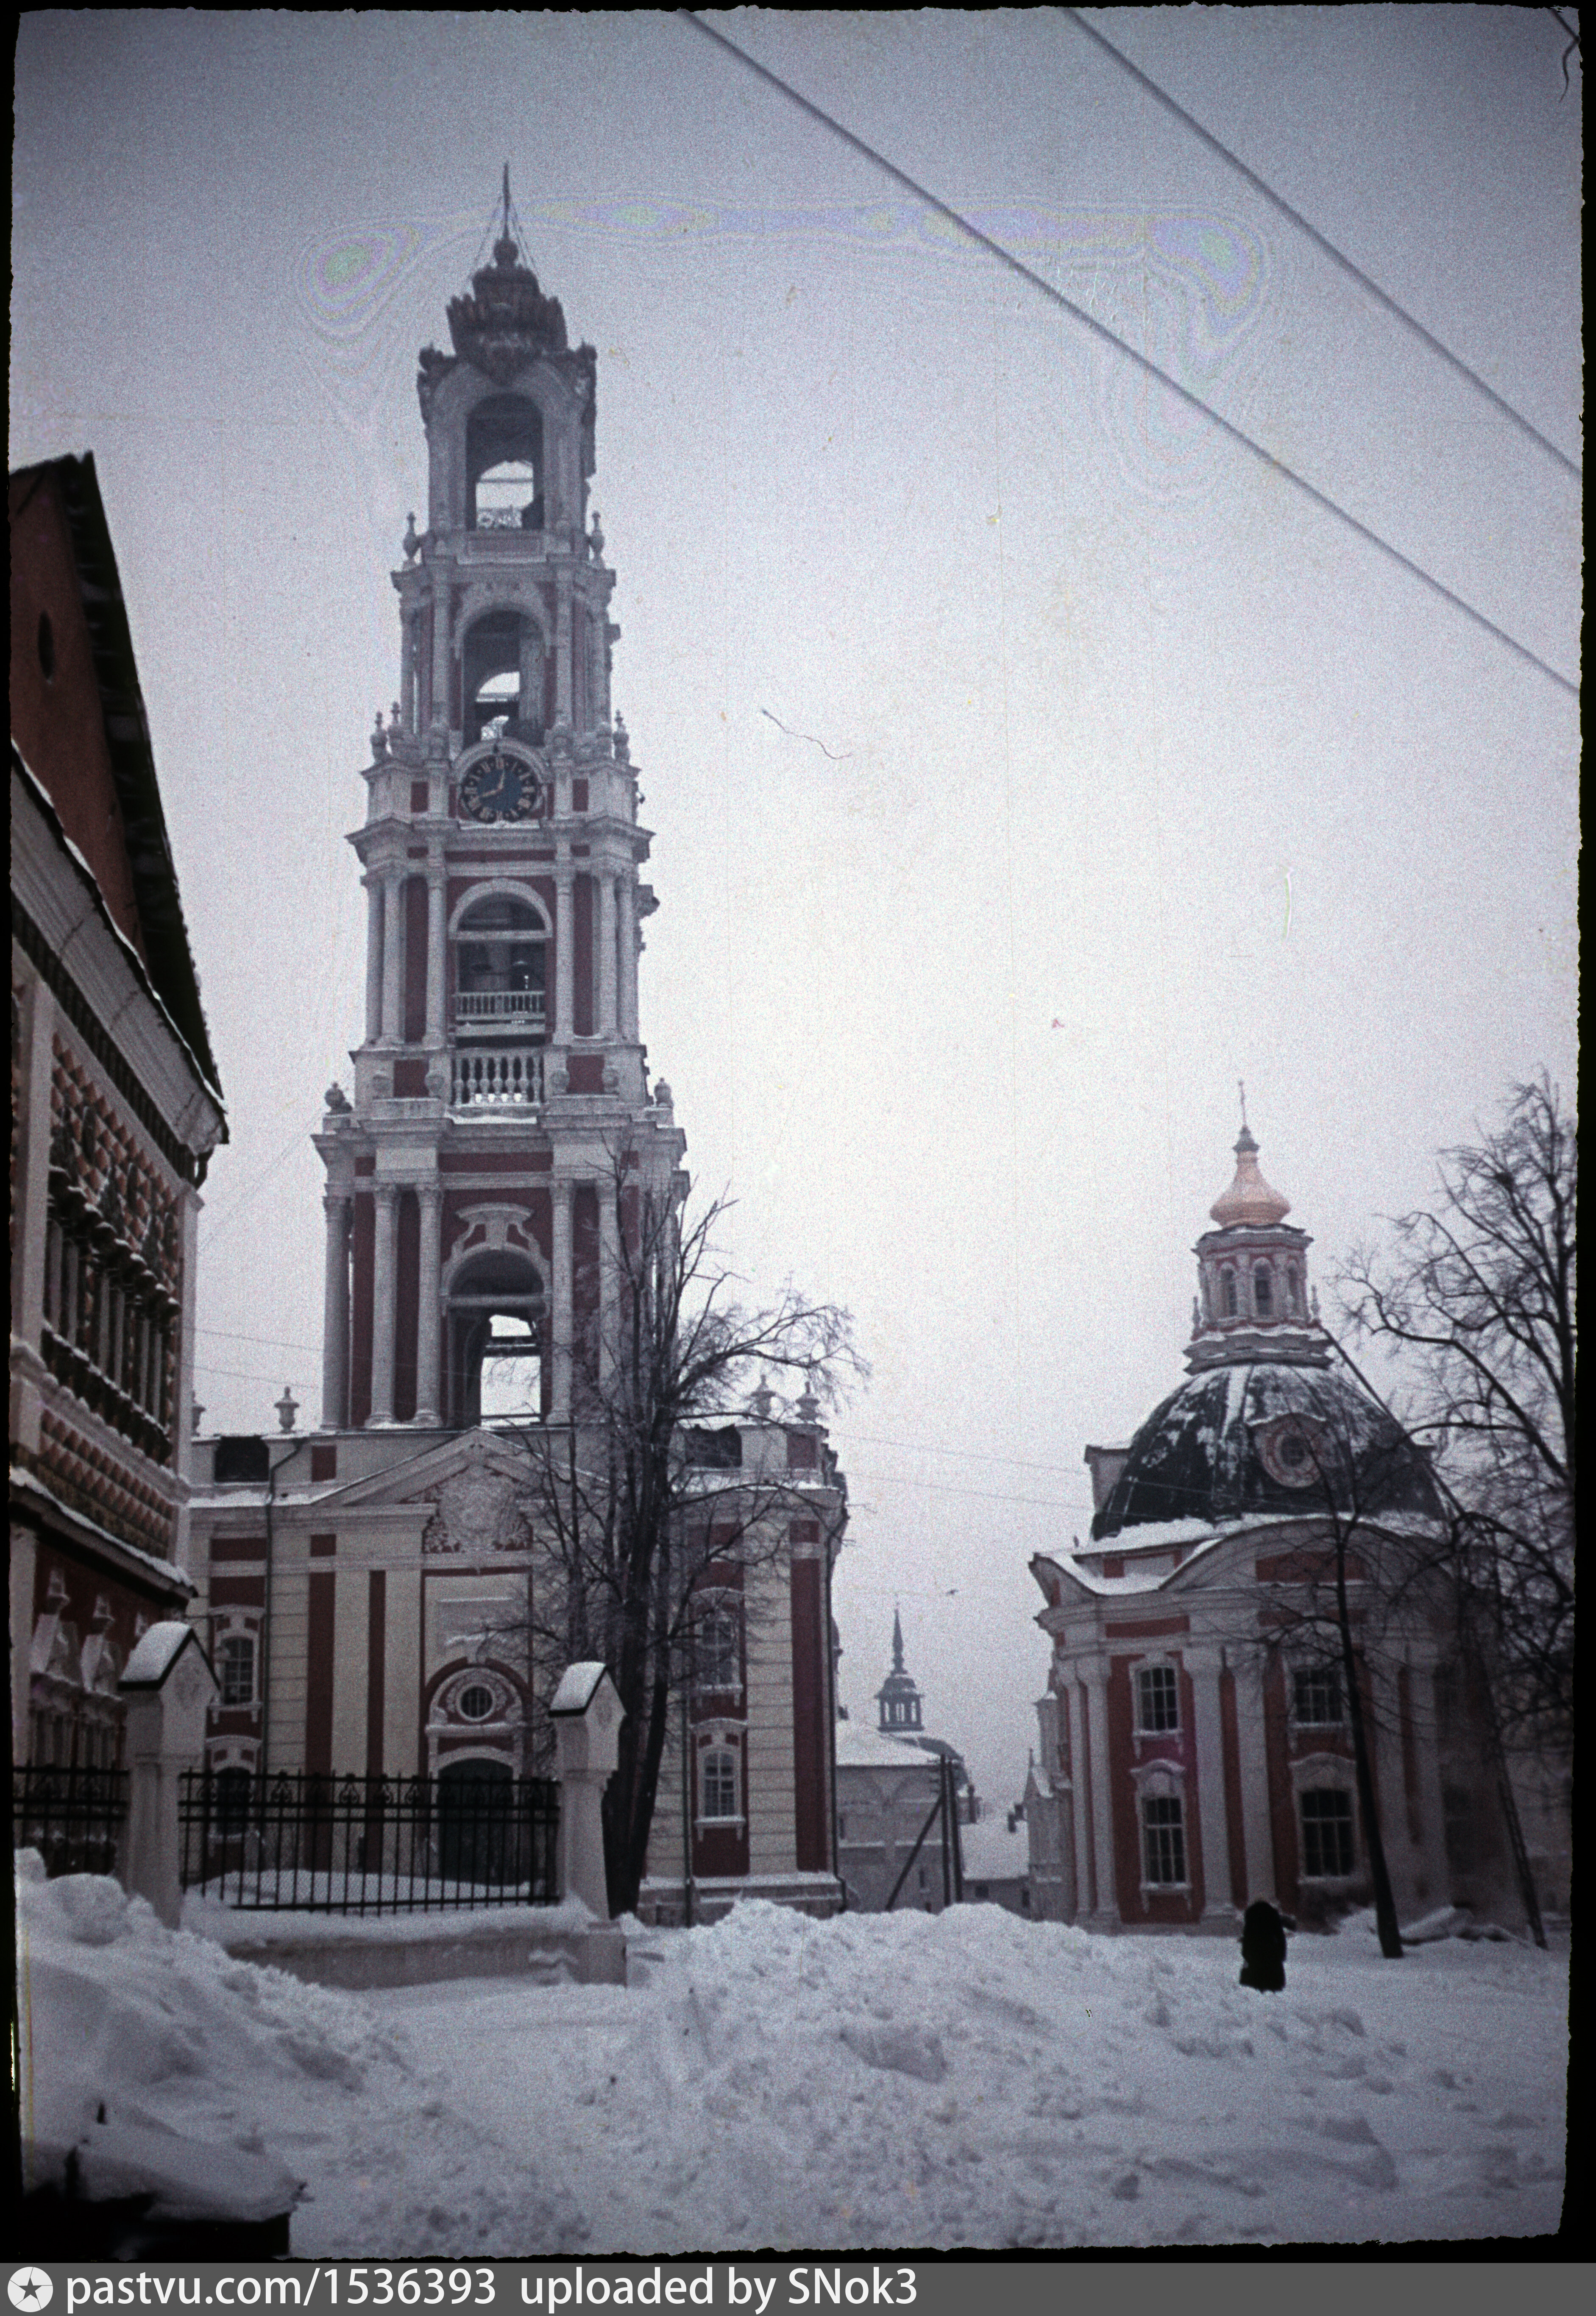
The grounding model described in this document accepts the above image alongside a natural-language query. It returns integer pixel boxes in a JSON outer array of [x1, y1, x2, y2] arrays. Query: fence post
[[550, 1661, 622, 1919], [117, 1624, 217, 1927]]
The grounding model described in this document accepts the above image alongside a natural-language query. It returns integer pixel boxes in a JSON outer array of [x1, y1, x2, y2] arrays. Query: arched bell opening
[[452, 890, 548, 1038], [446, 1249, 546, 1427], [461, 609, 546, 748], [467, 393, 544, 532]]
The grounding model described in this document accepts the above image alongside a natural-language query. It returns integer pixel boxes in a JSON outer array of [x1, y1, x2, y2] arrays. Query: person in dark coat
[[1239, 1898, 1287, 1991]]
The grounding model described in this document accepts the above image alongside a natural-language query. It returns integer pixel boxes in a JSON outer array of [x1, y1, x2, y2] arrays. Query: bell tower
[[315, 178, 685, 1434]]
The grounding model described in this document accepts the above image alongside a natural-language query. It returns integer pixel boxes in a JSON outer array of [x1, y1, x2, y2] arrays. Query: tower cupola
[[1186, 1113, 1327, 1371], [875, 1610, 925, 1736]]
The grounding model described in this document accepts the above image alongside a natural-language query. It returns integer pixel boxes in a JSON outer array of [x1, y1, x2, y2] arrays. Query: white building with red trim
[[1024, 1125, 1546, 1934]]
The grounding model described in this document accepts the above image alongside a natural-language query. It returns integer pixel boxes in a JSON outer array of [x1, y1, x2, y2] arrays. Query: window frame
[[699, 1744, 740, 1825], [1140, 1791, 1188, 1888], [1135, 1662, 1181, 1736], [1298, 1785, 1356, 1880]]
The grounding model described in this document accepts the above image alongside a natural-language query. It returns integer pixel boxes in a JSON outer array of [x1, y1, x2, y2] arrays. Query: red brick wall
[[349, 1193, 374, 1430], [393, 1189, 420, 1423], [403, 877, 428, 1042]]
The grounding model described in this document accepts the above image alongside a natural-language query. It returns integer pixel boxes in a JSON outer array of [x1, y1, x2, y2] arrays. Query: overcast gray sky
[[12, 8, 1580, 1809]]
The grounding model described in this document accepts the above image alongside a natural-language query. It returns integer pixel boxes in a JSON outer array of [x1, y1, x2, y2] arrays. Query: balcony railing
[[451, 1047, 545, 1109], [455, 990, 545, 1031]]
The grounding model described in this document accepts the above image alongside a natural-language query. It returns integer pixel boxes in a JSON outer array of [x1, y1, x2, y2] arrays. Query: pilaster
[[369, 1184, 399, 1425], [414, 1185, 443, 1425]]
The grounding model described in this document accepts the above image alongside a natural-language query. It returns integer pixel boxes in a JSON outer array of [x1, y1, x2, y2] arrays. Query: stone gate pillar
[[550, 1661, 622, 1919], [118, 1625, 218, 1929]]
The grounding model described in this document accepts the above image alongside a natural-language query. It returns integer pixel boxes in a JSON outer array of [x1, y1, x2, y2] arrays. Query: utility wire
[[680, 11, 1578, 700], [1063, 8, 1581, 482]]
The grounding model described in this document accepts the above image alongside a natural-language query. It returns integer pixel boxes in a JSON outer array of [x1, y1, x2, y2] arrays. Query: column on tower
[[424, 860, 447, 1045], [550, 1178, 574, 1422], [597, 872, 617, 1038], [380, 870, 404, 1045], [320, 1190, 351, 1429], [554, 867, 575, 1045], [369, 1184, 399, 1424], [363, 873, 384, 1046], [400, 610, 417, 736], [414, 1184, 443, 1425], [598, 1181, 619, 1385], [431, 580, 451, 742], [617, 877, 638, 1042], [554, 572, 573, 726]]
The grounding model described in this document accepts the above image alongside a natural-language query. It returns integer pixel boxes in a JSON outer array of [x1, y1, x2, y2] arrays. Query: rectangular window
[[219, 1635, 256, 1708], [1136, 1665, 1179, 1733], [1300, 1787, 1355, 1878], [695, 1606, 741, 1692], [701, 1747, 738, 1822], [1141, 1793, 1187, 1885], [1293, 1667, 1343, 1726]]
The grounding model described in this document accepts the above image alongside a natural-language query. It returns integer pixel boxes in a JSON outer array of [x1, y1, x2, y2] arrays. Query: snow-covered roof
[[833, 1721, 941, 1773], [120, 1620, 206, 1689]]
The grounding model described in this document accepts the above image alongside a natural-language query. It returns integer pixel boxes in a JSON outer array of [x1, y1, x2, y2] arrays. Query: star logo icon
[[9, 2272, 53, 2312]]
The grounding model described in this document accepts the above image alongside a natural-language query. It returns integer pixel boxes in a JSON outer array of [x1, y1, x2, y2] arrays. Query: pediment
[[323, 1427, 544, 1550]]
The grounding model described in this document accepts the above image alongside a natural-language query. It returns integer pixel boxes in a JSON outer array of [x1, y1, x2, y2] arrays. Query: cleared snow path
[[19, 1866, 1565, 2254]]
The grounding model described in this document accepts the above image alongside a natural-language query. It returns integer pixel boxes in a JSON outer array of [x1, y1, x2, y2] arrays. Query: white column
[[617, 877, 638, 1040], [1067, 1680, 1092, 1924], [363, 872, 384, 1045], [598, 1180, 619, 1389], [551, 1179, 574, 1422], [1233, 1651, 1278, 1904], [431, 581, 452, 740], [554, 571, 573, 725], [320, 1190, 351, 1430], [369, 1185, 398, 1425], [597, 872, 617, 1038], [1083, 1662, 1116, 1926], [425, 867, 447, 1044], [1186, 1646, 1237, 1921], [414, 1186, 443, 1425], [381, 870, 404, 1045], [554, 868, 575, 1044]]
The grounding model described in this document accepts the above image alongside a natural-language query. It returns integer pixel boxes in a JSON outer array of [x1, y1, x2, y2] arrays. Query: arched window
[[1253, 1263, 1274, 1316], [467, 394, 544, 532], [446, 1250, 545, 1427], [1220, 1266, 1239, 1318], [461, 610, 545, 746], [701, 1748, 739, 1822], [219, 1635, 256, 1708], [454, 892, 547, 1037], [1286, 1263, 1302, 1314], [695, 1606, 741, 1692]]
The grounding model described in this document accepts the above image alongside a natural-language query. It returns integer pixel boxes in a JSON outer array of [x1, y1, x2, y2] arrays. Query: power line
[[1063, 8, 1581, 482], [680, 11, 1578, 700]]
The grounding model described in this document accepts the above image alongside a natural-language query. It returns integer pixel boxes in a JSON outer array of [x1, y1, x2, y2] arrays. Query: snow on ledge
[[183, 1894, 601, 1947]]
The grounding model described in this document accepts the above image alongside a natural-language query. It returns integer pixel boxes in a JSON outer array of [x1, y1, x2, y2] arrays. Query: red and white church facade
[[186, 197, 846, 1918], [1024, 1126, 1546, 1934]]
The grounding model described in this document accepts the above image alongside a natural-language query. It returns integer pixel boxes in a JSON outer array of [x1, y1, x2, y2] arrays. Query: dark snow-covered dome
[[1090, 1360, 1443, 1541]]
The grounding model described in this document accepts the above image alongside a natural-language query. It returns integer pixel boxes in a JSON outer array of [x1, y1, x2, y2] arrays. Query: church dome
[[1089, 1357, 1442, 1540]]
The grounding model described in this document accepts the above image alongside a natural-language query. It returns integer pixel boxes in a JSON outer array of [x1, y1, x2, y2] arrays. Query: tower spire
[[891, 1605, 905, 1675]]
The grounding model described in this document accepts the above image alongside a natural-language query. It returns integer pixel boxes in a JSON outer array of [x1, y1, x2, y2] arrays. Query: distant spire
[[891, 1605, 905, 1674], [1239, 1078, 1248, 1132]]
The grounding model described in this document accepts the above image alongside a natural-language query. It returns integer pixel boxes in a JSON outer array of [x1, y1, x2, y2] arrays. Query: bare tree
[[1340, 1076, 1574, 1934], [510, 1149, 863, 1915], [1243, 1398, 1437, 1960]]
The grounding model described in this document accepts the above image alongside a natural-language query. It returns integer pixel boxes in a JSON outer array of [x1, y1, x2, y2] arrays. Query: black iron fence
[[179, 1767, 560, 1914], [13, 1766, 129, 1878]]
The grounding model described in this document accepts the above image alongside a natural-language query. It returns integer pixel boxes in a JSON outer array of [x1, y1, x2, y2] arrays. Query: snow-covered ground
[[17, 1859, 1567, 2253]]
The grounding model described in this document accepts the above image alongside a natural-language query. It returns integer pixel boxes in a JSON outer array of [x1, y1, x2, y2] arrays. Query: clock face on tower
[[459, 745, 546, 825]]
